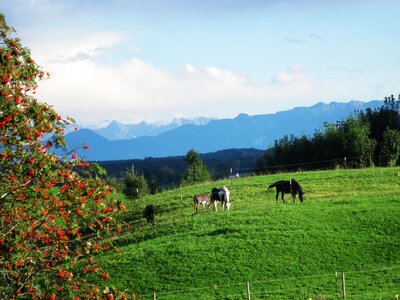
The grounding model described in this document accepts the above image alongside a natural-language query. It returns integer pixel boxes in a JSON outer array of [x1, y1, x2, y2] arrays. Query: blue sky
[[2, 0, 400, 125]]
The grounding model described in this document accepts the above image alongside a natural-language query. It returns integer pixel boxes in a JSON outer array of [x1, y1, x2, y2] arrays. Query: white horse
[[210, 186, 230, 211]]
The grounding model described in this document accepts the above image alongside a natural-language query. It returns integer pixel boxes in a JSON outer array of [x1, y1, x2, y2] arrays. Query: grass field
[[99, 167, 400, 299]]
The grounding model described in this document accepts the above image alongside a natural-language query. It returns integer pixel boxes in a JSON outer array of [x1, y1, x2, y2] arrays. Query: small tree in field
[[122, 165, 148, 199], [0, 14, 126, 299], [180, 149, 211, 186]]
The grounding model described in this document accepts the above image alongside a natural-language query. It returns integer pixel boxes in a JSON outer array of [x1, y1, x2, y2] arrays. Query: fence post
[[341, 272, 346, 299], [153, 290, 156, 300], [335, 272, 339, 297], [247, 281, 251, 300], [180, 195, 183, 217]]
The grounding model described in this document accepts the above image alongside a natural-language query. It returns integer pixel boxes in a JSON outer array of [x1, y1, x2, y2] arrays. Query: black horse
[[143, 204, 156, 225], [268, 179, 304, 203]]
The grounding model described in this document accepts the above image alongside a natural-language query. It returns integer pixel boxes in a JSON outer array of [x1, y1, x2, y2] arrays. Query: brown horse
[[268, 179, 304, 203], [193, 194, 211, 214]]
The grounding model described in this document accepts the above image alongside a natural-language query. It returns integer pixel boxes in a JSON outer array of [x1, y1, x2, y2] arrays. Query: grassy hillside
[[100, 167, 400, 299]]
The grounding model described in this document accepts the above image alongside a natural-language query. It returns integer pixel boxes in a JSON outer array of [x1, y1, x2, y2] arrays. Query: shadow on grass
[[204, 227, 241, 236]]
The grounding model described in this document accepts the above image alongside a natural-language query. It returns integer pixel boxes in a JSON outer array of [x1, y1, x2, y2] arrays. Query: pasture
[[100, 167, 400, 299]]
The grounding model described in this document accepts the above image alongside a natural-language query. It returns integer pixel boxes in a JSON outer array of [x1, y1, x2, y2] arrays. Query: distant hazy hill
[[63, 100, 383, 161], [88, 117, 216, 141]]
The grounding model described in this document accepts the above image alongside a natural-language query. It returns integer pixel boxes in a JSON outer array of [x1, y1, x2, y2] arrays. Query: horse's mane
[[291, 179, 303, 192]]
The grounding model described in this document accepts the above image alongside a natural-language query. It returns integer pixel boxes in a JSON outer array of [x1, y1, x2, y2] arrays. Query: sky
[[2, 0, 400, 126]]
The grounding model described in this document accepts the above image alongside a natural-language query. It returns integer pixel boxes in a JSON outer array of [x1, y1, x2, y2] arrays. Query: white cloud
[[32, 33, 319, 125], [271, 64, 315, 94], [30, 31, 124, 64], [204, 66, 247, 84], [185, 64, 197, 74], [128, 45, 143, 54]]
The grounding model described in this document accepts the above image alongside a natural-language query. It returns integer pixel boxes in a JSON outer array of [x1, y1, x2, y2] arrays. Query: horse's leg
[[281, 192, 286, 203], [275, 190, 279, 203], [214, 200, 218, 212]]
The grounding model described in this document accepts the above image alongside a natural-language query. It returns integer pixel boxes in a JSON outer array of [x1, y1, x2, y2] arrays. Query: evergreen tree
[[148, 175, 159, 194], [122, 165, 148, 199], [181, 149, 211, 186]]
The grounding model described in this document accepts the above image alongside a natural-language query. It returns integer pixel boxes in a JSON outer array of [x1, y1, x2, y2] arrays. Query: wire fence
[[137, 266, 400, 299]]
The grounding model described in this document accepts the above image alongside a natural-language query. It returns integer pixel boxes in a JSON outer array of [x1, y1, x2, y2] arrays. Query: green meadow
[[100, 167, 400, 299]]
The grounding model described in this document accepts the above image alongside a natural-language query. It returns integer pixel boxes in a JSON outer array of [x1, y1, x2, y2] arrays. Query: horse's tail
[[268, 182, 277, 190]]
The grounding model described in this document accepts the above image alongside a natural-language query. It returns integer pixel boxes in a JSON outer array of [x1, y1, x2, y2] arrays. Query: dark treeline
[[97, 148, 265, 189], [260, 95, 400, 172]]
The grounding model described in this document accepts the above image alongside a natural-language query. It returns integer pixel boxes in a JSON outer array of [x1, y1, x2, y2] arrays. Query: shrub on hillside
[[122, 165, 149, 199], [180, 149, 211, 186]]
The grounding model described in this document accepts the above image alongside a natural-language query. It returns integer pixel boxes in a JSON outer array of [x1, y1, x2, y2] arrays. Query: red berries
[[57, 271, 65, 278], [92, 245, 101, 251]]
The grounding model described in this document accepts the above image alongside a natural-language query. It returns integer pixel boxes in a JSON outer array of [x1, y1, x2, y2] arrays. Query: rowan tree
[[0, 13, 126, 299]]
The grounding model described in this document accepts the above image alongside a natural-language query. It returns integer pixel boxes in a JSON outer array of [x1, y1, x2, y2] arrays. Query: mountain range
[[63, 100, 383, 161], [88, 117, 216, 141]]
